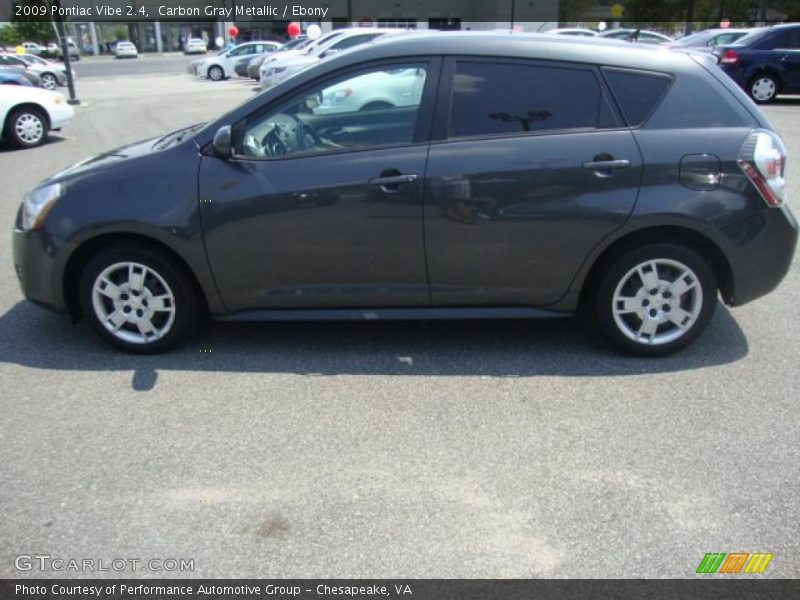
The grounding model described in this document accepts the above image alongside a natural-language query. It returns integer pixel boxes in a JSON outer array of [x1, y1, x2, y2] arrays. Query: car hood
[[47, 124, 203, 182], [47, 136, 164, 182]]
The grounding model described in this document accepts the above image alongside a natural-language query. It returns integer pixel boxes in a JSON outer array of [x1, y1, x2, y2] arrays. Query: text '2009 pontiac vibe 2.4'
[[12, 33, 797, 356]]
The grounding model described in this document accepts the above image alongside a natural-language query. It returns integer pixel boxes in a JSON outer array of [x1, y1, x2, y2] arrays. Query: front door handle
[[582, 159, 631, 170], [369, 173, 418, 192]]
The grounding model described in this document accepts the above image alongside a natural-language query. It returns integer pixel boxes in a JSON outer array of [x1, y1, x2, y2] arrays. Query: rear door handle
[[369, 174, 418, 192], [582, 159, 631, 170]]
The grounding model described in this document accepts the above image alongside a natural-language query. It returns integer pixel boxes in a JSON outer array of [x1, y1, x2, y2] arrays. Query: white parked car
[[545, 28, 598, 37], [260, 28, 407, 90], [195, 41, 282, 81], [114, 41, 138, 59], [313, 67, 426, 115], [22, 42, 45, 55], [184, 38, 207, 54], [0, 85, 74, 148]]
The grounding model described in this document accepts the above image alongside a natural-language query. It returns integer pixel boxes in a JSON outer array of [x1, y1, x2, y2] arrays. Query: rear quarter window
[[603, 66, 755, 129], [601, 67, 672, 127]]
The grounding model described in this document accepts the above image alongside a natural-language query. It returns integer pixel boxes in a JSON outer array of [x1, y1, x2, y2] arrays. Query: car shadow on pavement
[[0, 136, 68, 153], [0, 300, 748, 390]]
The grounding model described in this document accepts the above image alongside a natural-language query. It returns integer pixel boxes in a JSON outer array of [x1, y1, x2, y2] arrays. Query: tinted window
[[602, 68, 671, 127], [449, 61, 604, 138], [240, 64, 427, 159], [775, 28, 800, 49]]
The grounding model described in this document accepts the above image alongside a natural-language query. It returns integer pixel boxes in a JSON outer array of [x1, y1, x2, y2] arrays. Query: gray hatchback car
[[12, 33, 797, 355]]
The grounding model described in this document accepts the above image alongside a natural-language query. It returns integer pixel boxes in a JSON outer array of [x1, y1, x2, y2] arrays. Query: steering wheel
[[261, 113, 323, 157]]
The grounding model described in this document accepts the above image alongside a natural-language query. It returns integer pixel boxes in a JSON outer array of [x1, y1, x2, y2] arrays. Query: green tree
[[623, 0, 688, 22], [0, 23, 23, 46], [559, 0, 598, 22], [12, 1, 56, 42]]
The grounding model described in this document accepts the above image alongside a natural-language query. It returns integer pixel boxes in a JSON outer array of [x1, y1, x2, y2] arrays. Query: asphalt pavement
[[0, 73, 798, 578], [70, 53, 203, 79]]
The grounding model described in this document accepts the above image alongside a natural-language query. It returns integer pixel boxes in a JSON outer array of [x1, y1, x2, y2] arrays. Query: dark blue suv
[[714, 23, 800, 103]]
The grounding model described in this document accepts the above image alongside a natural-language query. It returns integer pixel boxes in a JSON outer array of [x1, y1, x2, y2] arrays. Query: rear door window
[[774, 28, 800, 49], [448, 60, 614, 138]]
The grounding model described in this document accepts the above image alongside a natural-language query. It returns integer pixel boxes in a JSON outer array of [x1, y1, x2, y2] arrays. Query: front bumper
[[49, 103, 75, 130], [13, 226, 76, 314]]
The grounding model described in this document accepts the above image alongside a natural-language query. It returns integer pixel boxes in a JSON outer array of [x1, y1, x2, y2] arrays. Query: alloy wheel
[[91, 261, 176, 345], [611, 259, 703, 346], [41, 74, 57, 90]]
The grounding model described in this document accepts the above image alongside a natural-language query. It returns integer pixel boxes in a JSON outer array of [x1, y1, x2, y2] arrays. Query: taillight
[[738, 129, 788, 207], [720, 49, 739, 65]]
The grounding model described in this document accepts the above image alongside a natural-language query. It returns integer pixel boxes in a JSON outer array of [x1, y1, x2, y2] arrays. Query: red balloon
[[228, 25, 239, 38], [287, 22, 301, 38]]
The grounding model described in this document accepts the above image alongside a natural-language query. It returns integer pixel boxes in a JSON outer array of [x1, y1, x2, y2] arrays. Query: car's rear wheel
[[595, 244, 717, 356], [208, 65, 224, 81], [748, 73, 778, 103], [79, 244, 200, 353], [5, 107, 48, 148], [40, 73, 58, 90]]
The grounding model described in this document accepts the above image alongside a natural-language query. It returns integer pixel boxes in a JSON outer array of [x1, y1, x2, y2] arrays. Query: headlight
[[21, 182, 62, 230]]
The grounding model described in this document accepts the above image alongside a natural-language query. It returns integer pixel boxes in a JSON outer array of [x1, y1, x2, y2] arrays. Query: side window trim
[[230, 57, 442, 162], [435, 55, 624, 143]]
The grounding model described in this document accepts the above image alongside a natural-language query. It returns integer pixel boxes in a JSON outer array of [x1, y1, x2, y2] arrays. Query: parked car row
[[22, 40, 81, 61], [200, 24, 800, 106], [713, 23, 800, 103], [0, 53, 75, 90]]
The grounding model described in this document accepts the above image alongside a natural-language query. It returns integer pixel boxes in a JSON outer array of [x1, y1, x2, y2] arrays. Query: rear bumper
[[721, 204, 798, 306]]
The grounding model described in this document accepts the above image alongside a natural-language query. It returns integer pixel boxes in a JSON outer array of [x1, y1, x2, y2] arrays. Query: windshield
[[672, 31, 713, 46]]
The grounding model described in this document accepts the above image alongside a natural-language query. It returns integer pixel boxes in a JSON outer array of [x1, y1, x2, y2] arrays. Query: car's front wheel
[[79, 243, 200, 353], [5, 107, 48, 148], [595, 244, 717, 356], [748, 73, 778, 103], [40, 73, 58, 90], [208, 65, 224, 81]]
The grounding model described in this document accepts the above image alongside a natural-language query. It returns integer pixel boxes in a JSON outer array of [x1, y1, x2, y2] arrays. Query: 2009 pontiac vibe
[[12, 33, 797, 355]]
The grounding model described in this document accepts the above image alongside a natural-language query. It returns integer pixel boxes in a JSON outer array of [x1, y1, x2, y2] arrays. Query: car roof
[[196, 32, 701, 148], [344, 31, 691, 72]]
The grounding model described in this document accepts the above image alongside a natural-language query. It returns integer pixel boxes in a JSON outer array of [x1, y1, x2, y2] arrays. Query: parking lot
[[1, 56, 799, 578]]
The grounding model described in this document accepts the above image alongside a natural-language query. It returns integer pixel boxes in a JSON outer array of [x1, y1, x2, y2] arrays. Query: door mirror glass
[[213, 125, 232, 159]]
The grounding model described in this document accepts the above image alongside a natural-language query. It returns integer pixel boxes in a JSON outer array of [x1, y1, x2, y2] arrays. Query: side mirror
[[212, 125, 232, 160], [322, 48, 340, 58]]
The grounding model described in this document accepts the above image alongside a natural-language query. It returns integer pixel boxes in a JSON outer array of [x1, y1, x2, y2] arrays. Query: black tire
[[5, 106, 48, 148], [40, 73, 58, 90], [595, 243, 717, 357], [79, 243, 200, 353], [208, 65, 224, 81], [747, 73, 779, 104]]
